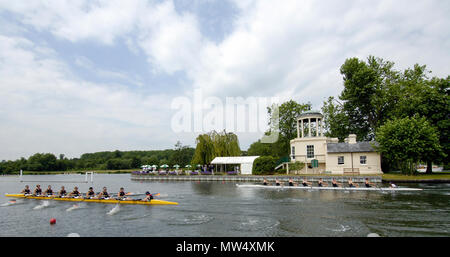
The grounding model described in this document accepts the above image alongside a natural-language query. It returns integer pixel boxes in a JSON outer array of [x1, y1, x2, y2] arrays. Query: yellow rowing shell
[[5, 194, 178, 205]]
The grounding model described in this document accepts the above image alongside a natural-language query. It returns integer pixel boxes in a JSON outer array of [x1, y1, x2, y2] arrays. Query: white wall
[[241, 163, 253, 175]]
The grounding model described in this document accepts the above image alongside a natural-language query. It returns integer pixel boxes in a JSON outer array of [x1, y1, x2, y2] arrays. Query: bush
[[289, 161, 305, 172], [252, 156, 276, 175]]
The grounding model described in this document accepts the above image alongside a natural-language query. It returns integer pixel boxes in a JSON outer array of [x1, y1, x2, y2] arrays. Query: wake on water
[[66, 204, 81, 212], [1, 200, 18, 207], [107, 204, 121, 215], [33, 200, 50, 210]]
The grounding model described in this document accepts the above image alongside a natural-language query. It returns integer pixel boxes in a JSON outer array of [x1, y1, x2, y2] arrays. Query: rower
[[301, 178, 312, 187], [97, 187, 110, 199], [262, 178, 269, 186], [331, 178, 341, 188], [21, 185, 31, 195], [117, 187, 132, 200], [348, 178, 359, 188], [69, 186, 81, 197], [275, 179, 281, 186], [317, 178, 328, 187], [34, 185, 42, 196], [141, 191, 153, 202], [59, 186, 67, 197], [288, 178, 296, 187], [364, 178, 375, 188], [86, 187, 96, 199], [44, 185, 53, 196]]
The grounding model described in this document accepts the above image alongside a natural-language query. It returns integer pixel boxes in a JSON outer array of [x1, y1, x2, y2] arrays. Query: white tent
[[211, 156, 260, 175]]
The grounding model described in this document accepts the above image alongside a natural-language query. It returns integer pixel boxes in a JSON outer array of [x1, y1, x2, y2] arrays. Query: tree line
[[0, 142, 195, 174]]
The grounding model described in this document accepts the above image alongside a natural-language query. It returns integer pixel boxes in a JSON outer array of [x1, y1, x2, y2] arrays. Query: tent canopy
[[211, 156, 259, 164]]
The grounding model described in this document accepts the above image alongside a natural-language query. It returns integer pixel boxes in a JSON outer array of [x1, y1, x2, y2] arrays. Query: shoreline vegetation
[[6, 170, 450, 183]]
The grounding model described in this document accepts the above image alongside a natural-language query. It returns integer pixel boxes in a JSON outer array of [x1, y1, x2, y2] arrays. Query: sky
[[0, 0, 449, 161]]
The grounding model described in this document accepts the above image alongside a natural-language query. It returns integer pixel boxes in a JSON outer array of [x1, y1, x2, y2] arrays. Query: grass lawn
[[382, 172, 450, 181]]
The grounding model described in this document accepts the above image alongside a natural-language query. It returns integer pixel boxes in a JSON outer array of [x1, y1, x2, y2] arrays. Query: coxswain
[[34, 185, 42, 196], [86, 187, 96, 199], [317, 178, 328, 187], [301, 178, 312, 187], [21, 185, 31, 195], [364, 178, 374, 188], [58, 186, 67, 197], [348, 178, 359, 188], [141, 191, 153, 202], [331, 178, 341, 188], [44, 185, 53, 196], [98, 187, 110, 199], [69, 186, 81, 197]]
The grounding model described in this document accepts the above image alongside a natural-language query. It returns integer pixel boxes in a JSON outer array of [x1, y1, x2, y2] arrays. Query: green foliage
[[323, 56, 448, 172], [289, 161, 305, 171], [338, 56, 399, 140], [375, 116, 443, 175], [247, 140, 272, 156], [0, 145, 195, 174], [252, 156, 276, 175], [321, 96, 350, 141], [263, 100, 311, 158], [192, 130, 241, 165]]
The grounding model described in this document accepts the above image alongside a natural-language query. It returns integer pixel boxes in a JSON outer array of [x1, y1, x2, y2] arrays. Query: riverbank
[[6, 170, 450, 183], [9, 169, 136, 175]]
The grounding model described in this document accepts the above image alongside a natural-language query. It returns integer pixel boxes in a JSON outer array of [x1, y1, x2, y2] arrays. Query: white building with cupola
[[289, 111, 382, 175]]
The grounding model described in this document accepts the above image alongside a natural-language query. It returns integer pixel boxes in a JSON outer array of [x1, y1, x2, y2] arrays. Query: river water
[[0, 174, 449, 237]]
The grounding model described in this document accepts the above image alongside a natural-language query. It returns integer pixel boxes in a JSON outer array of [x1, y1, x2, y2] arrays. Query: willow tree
[[191, 130, 241, 165]]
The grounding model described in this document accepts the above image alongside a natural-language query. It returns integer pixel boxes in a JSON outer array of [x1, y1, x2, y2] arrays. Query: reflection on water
[[0, 174, 449, 237]]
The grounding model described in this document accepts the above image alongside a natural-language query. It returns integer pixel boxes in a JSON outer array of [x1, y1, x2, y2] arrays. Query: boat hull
[[236, 184, 423, 191], [5, 194, 178, 205]]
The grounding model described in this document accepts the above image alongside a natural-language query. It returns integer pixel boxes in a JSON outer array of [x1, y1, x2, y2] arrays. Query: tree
[[191, 130, 241, 165], [321, 96, 350, 141], [375, 116, 443, 175], [252, 156, 276, 175], [266, 100, 311, 157], [339, 56, 399, 140], [390, 71, 450, 173], [247, 140, 273, 156]]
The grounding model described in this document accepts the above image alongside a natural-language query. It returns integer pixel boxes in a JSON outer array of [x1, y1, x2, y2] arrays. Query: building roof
[[211, 156, 260, 164], [298, 110, 323, 119], [327, 142, 378, 153]]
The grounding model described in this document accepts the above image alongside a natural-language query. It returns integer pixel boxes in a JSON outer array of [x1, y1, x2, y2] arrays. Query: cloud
[[0, 33, 175, 160], [0, 0, 449, 159]]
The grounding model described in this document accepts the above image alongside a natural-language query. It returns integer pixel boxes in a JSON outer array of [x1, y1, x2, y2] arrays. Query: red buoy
[[50, 218, 56, 225]]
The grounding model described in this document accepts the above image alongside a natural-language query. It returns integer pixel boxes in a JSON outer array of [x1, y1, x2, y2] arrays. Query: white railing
[[19, 170, 94, 183]]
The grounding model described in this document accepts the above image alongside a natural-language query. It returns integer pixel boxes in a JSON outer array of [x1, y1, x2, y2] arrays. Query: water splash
[[1, 200, 17, 207], [330, 224, 351, 232], [107, 204, 121, 215], [66, 204, 80, 212], [33, 201, 50, 210]]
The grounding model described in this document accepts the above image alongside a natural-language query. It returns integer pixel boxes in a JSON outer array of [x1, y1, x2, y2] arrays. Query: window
[[360, 156, 367, 165], [306, 145, 314, 158], [338, 156, 344, 165], [291, 146, 295, 160]]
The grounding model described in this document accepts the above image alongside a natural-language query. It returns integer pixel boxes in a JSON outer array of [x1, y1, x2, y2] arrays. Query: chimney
[[348, 134, 357, 144]]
